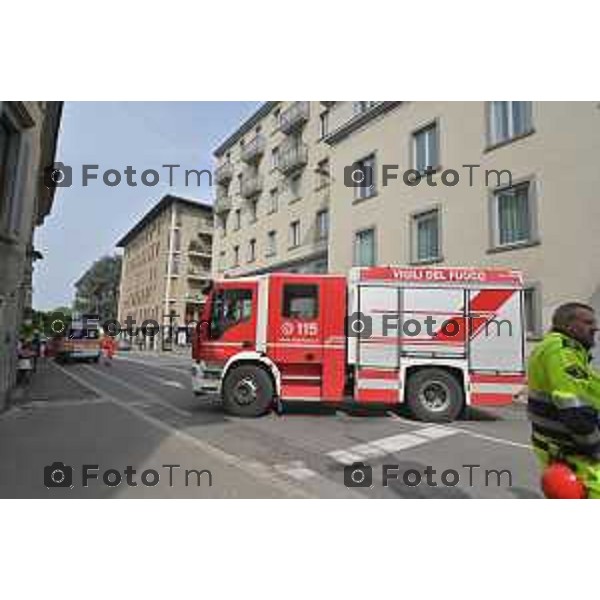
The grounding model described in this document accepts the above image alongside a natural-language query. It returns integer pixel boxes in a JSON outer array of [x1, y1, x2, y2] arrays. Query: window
[[266, 230, 277, 257], [209, 288, 253, 338], [172, 228, 181, 252], [289, 173, 302, 201], [354, 228, 376, 266], [171, 255, 180, 275], [412, 209, 441, 262], [282, 284, 319, 319], [271, 147, 279, 170], [316, 158, 330, 189], [268, 188, 278, 214], [488, 102, 533, 147], [316, 209, 329, 241], [234, 208, 241, 230], [353, 154, 376, 201], [523, 286, 541, 339], [492, 181, 535, 248], [319, 110, 329, 138], [272, 108, 281, 133], [289, 220, 301, 248], [248, 238, 256, 262], [233, 245, 240, 266], [413, 122, 438, 172], [249, 199, 258, 223]]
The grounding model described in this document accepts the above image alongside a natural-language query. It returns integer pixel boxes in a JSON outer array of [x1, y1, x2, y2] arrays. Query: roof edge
[[213, 101, 279, 158]]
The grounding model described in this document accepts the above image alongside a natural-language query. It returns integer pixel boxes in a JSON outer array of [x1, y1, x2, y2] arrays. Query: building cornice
[[116, 194, 212, 248], [323, 101, 403, 146]]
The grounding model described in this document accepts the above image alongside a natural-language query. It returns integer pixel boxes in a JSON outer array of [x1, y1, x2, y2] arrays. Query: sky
[[33, 101, 261, 310]]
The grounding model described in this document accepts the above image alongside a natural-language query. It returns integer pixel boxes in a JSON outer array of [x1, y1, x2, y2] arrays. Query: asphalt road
[[0, 352, 542, 498]]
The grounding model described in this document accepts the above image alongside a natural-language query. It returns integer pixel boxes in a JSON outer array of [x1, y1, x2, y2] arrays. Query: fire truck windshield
[[209, 288, 253, 338]]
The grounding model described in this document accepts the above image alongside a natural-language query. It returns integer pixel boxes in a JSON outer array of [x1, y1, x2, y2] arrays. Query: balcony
[[279, 101, 310, 134], [197, 218, 214, 235], [188, 240, 212, 257], [214, 190, 232, 214], [240, 172, 263, 199], [184, 291, 207, 304], [187, 267, 211, 281], [215, 161, 233, 184], [278, 141, 308, 175], [241, 134, 265, 164]]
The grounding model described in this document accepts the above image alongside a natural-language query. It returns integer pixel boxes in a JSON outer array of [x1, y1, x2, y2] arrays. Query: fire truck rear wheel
[[222, 365, 274, 417], [405, 368, 464, 422]]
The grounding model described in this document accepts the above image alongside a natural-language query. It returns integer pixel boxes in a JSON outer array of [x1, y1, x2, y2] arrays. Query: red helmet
[[541, 462, 587, 499]]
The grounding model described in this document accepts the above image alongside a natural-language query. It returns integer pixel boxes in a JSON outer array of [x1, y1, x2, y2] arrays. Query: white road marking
[[131, 370, 187, 390], [115, 355, 190, 376], [52, 362, 313, 498], [387, 410, 532, 450], [327, 426, 458, 465], [23, 398, 111, 409], [273, 461, 318, 481], [450, 427, 531, 449], [81, 364, 193, 418], [163, 381, 185, 389]]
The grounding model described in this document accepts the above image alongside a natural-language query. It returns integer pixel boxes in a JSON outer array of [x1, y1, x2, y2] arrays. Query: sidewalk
[[0, 358, 301, 498], [8, 358, 99, 406]]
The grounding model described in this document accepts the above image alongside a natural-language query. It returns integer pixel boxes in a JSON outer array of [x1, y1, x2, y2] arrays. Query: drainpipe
[[163, 204, 177, 350]]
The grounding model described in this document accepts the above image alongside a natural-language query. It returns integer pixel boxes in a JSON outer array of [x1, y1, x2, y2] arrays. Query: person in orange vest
[[100, 335, 117, 366]]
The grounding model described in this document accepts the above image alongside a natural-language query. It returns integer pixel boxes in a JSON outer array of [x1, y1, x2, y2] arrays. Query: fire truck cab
[[191, 266, 526, 422]]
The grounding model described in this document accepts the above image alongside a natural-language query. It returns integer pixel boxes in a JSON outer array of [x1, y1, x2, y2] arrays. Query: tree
[[73, 255, 122, 322]]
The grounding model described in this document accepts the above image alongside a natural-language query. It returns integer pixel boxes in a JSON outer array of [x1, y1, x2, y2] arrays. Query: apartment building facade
[[0, 100, 63, 408], [212, 101, 332, 276], [323, 101, 600, 339], [116, 194, 213, 348], [213, 100, 600, 341]]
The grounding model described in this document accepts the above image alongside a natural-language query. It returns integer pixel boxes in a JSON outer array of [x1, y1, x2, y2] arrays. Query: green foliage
[[73, 255, 122, 322]]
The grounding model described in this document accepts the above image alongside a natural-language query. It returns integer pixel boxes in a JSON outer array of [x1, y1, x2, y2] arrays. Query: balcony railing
[[241, 134, 265, 164], [279, 101, 310, 134], [215, 161, 233, 184], [188, 240, 212, 256], [240, 173, 263, 199], [187, 267, 211, 280], [278, 141, 308, 175]]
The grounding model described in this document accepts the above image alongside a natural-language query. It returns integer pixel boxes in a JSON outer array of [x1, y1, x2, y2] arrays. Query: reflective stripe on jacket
[[527, 331, 600, 458]]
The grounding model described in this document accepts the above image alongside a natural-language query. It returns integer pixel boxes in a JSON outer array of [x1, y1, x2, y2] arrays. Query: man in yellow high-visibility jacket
[[528, 302, 600, 498]]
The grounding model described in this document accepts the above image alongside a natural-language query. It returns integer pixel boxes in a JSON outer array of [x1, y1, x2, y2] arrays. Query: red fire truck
[[191, 266, 526, 421]]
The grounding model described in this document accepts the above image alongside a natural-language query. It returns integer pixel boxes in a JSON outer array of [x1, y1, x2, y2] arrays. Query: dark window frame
[[282, 283, 319, 320]]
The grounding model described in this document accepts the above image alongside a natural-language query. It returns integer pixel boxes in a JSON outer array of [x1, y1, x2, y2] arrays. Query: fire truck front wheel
[[405, 368, 464, 422], [222, 364, 274, 417]]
